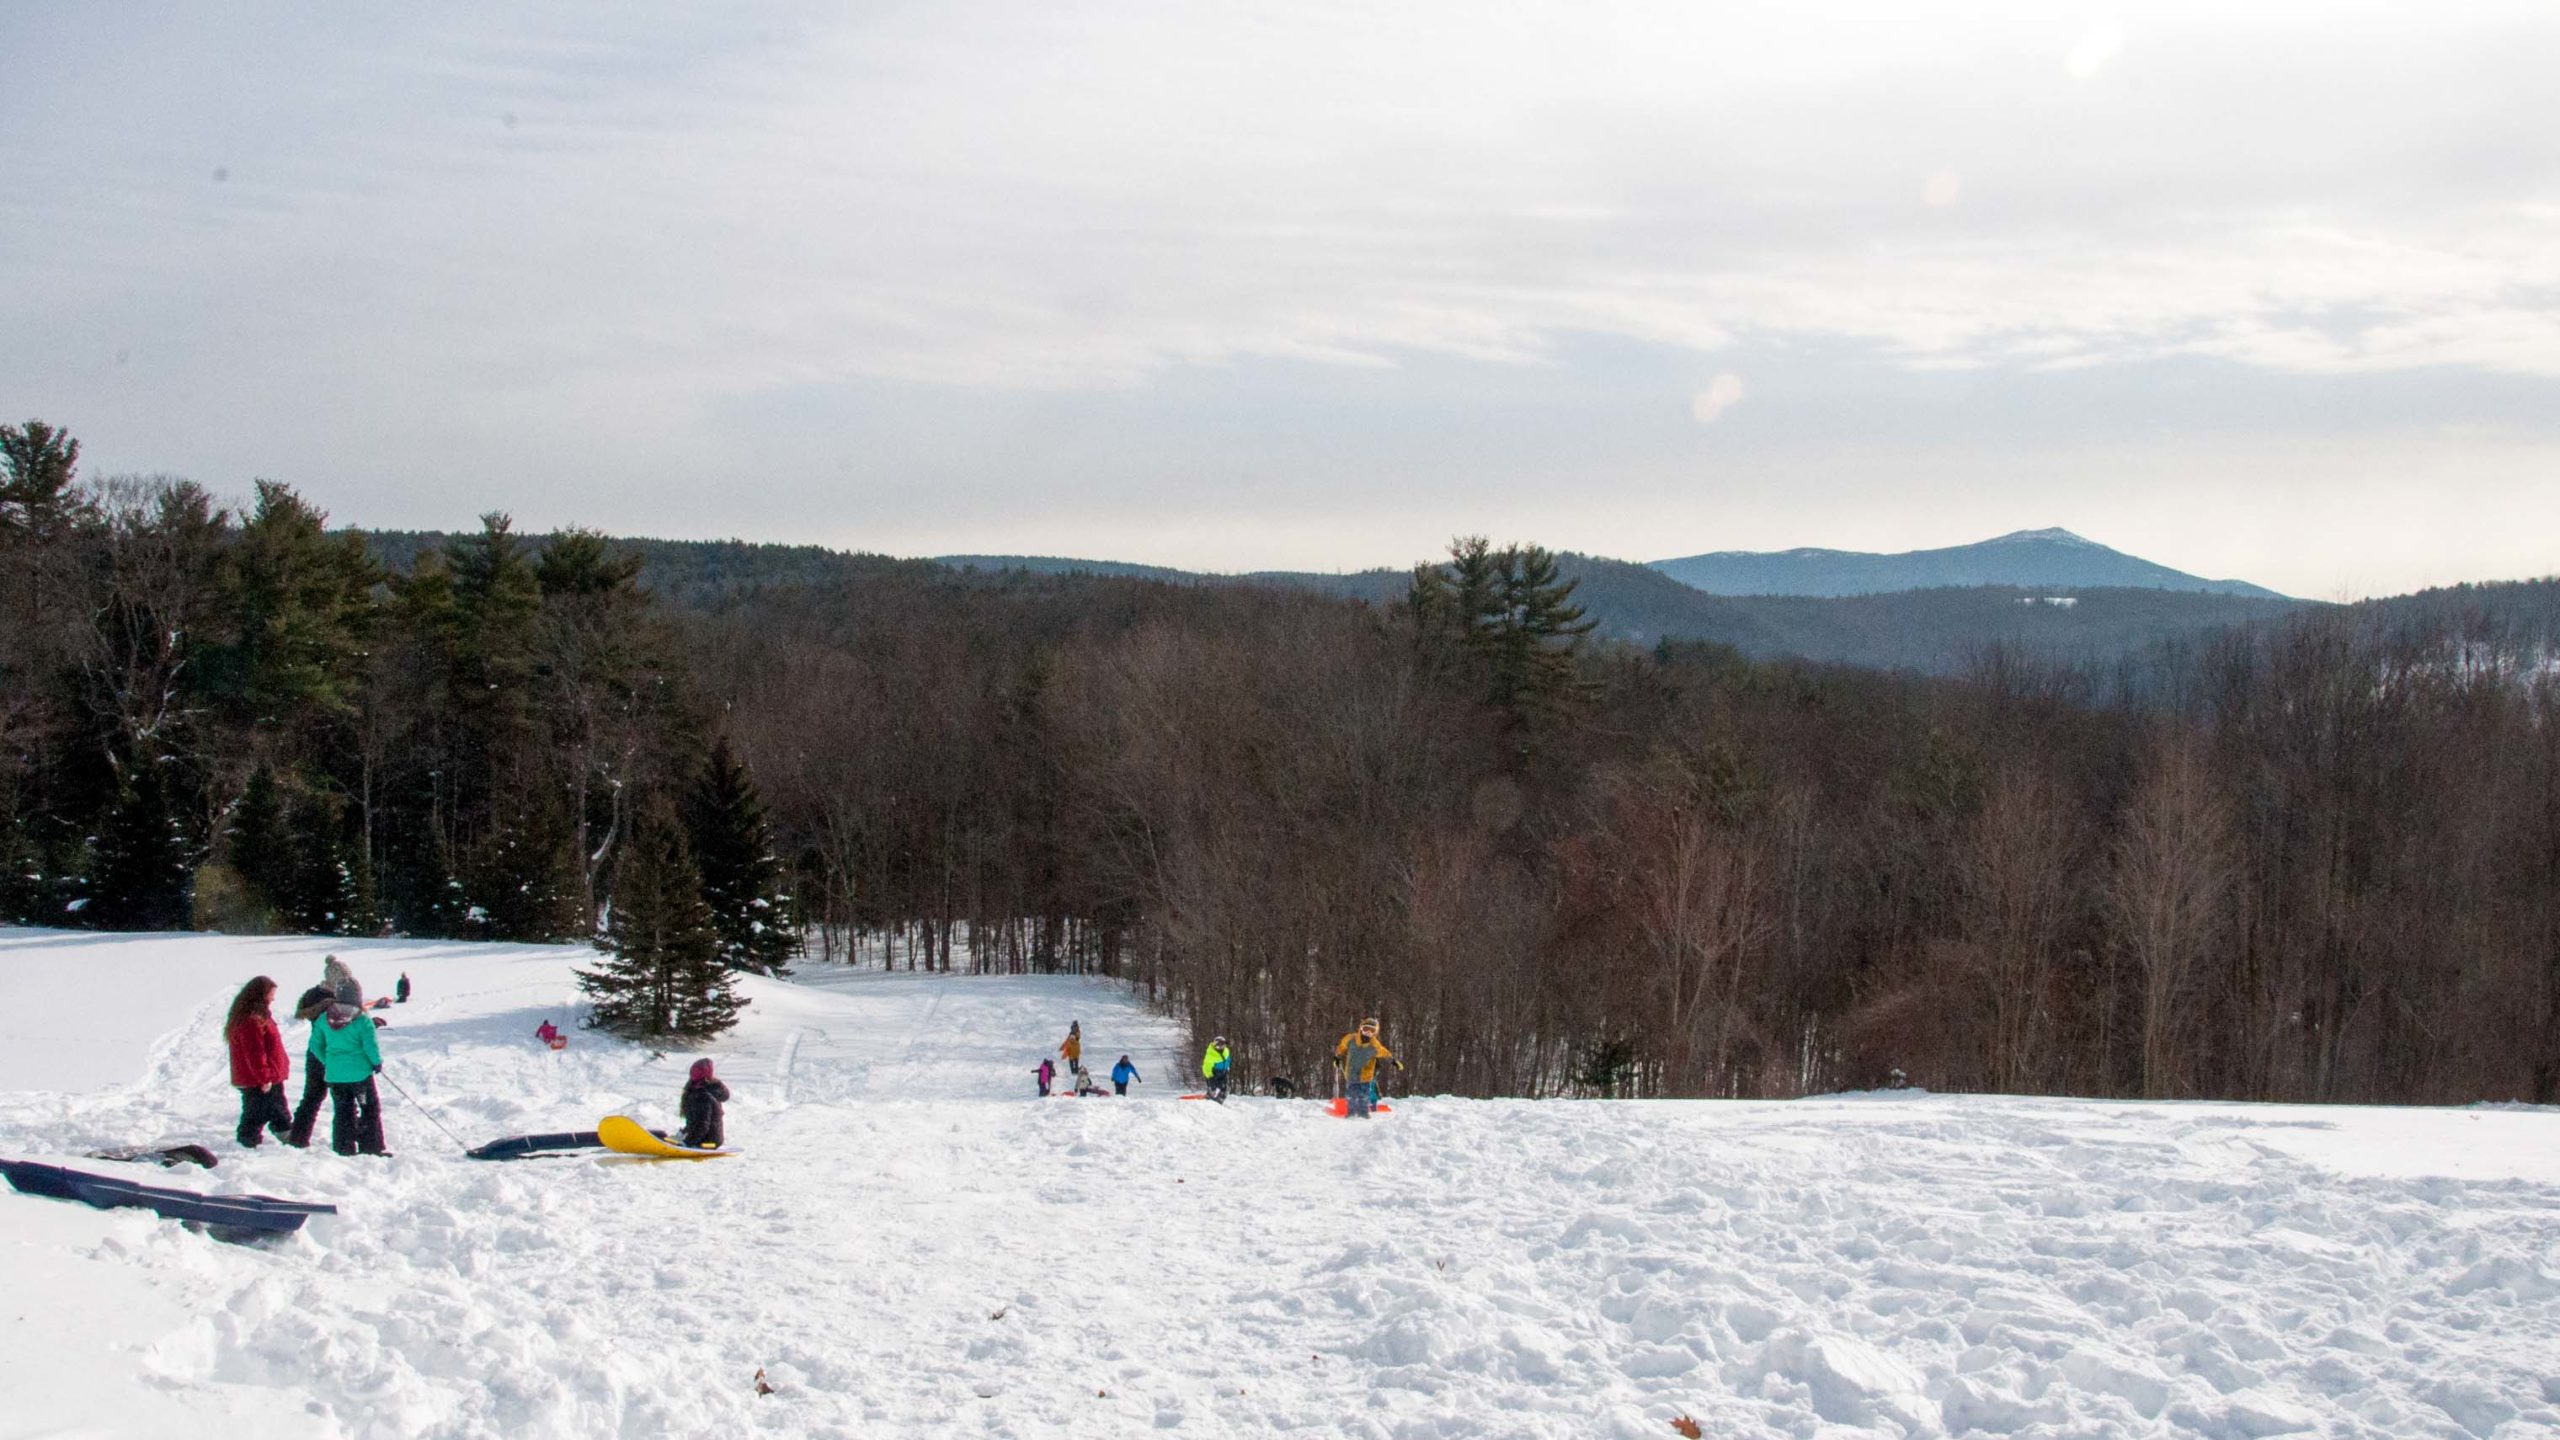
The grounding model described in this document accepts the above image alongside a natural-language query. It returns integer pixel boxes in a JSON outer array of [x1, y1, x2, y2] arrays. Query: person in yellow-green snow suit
[[1200, 1037, 1231, 1102]]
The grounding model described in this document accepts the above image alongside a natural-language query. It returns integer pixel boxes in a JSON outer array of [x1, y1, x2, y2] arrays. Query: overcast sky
[[5, 2, 2556, 598]]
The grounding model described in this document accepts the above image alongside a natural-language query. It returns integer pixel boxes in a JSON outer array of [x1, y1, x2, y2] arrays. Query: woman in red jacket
[[226, 976, 294, 1148]]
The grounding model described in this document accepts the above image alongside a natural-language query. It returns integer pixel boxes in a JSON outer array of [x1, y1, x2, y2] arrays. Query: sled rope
[[379, 1070, 469, 1151]]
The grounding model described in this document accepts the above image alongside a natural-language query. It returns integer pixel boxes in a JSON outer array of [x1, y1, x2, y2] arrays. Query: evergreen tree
[[448, 512, 542, 703], [209, 481, 377, 729], [465, 797, 584, 941], [442, 515, 545, 864], [578, 799, 743, 1038], [533, 527, 656, 927], [343, 845, 386, 937], [0, 418, 89, 541], [86, 754, 192, 930], [683, 736, 799, 975], [284, 792, 358, 934], [1486, 543, 1595, 729], [387, 829, 470, 938], [1406, 537, 1596, 742], [228, 764, 296, 921], [535, 527, 645, 600]]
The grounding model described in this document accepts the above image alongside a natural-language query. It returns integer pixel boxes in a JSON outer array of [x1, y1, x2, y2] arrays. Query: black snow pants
[[235, 1084, 292, 1147], [288, 1059, 329, 1146], [329, 1078, 388, 1155]]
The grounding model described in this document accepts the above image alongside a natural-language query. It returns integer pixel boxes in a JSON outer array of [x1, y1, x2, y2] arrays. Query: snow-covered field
[[4, 929, 2558, 1439]]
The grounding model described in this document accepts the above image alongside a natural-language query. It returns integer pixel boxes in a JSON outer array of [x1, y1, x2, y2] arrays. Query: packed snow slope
[[4, 930, 2558, 1439]]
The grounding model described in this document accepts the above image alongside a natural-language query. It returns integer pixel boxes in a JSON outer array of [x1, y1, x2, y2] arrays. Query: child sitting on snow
[[1072, 1064, 1103, 1097], [680, 1059, 728, 1149]]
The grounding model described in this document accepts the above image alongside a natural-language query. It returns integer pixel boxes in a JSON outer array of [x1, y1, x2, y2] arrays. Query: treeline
[[0, 422, 795, 1022], [6, 419, 2557, 1103]]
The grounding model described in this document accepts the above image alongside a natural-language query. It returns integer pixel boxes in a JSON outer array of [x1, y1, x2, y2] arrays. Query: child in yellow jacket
[[1334, 1019, 1394, 1118]]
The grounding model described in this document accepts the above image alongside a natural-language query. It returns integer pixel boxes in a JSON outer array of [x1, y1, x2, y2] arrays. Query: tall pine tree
[[1405, 537, 1596, 746], [578, 798, 743, 1038], [464, 799, 584, 941], [86, 752, 192, 930], [381, 826, 469, 938], [209, 481, 377, 731], [0, 419, 88, 542], [1486, 543, 1595, 731], [283, 791, 361, 934], [683, 736, 798, 975], [228, 764, 296, 923]]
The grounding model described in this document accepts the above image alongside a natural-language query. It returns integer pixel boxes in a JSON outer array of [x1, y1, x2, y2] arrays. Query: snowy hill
[[6, 928, 2559, 1438], [1649, 529, 2287, 599]]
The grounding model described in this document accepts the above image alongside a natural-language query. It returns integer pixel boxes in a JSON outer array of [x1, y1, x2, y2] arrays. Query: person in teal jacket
[[1200, 1036, 1232, 1103], [312, 1000, 389, 1155]]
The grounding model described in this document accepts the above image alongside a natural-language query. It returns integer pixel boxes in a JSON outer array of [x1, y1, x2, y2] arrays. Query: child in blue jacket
[[1111, 1055, 1141, 1095]]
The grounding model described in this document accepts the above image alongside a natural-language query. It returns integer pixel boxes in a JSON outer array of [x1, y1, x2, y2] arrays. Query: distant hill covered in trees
[[736, 544, 2312, 674]]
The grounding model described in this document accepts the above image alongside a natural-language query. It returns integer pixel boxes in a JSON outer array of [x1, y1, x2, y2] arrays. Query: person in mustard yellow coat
[[1333, 1018, 1395, 1118]]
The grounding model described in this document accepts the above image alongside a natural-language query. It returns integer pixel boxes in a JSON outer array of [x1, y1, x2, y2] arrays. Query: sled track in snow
[[773, 1029, 804, 1105]]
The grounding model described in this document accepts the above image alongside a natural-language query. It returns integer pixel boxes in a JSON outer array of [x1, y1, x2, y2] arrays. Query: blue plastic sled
[[2, 1158, 335, 1237]]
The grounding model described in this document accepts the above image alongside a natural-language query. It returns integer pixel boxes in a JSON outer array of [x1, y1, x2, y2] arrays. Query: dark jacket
[[293, 985, 334, 1062], [293, 984, 334, 1024], [680, 1077, 730, 1149]]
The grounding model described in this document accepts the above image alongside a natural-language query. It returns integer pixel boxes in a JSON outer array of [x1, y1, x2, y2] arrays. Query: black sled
[[87, 1144, 221, 1170], [465, 1128, 667, 1161]]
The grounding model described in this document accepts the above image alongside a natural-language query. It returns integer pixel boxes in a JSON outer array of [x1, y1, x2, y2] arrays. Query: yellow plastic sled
[[597, 1113, 729, 1160]]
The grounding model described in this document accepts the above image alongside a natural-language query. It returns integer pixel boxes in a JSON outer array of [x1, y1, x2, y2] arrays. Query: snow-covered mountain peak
[[1984, 527, 2104, 548]]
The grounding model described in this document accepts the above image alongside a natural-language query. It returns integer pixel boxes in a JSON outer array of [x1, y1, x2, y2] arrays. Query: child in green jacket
[[313, 1000, 390, 1156]]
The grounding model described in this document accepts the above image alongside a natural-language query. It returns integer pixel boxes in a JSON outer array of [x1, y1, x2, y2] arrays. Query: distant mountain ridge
[[355, 532, 2331, 676], [927, 549, 2309, 673], [1649, 528, 2285, 599]]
